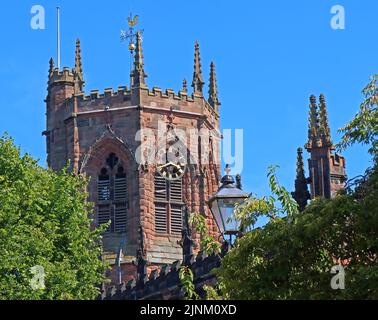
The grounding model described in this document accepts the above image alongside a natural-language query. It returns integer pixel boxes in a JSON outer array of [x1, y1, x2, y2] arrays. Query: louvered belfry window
[[154, 173, 183, 235], [97, 158, 128, 233]]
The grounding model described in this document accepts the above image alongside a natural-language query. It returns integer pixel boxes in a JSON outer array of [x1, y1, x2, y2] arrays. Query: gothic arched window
[[97, 154, 128, 233], [154, 173, 183, 236]]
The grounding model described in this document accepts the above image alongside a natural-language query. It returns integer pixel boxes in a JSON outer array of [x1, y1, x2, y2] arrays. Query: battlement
[[330, 152, 347, 184], [141, 86, 219, 120], [72, 86, 131, 102], [49, 67, 76, 85], [146, 86, 194, 102], [56, 83, 219, 121], [102, 250, 221, 300], [330, 153, 346, 168]]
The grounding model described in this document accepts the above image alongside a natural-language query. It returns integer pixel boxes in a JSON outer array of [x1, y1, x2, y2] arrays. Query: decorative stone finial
[[191, 41, 205, 95], [306, 95, 319, 151], [48, 58, 55, 78], [131, 31, 147, 88], [75, 39, 83, 76], [73, 39, 85, 91], [208, 62, 220, 109], [318, 94, 332, 146]]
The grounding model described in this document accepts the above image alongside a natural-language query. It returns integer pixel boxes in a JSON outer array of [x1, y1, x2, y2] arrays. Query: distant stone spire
[[131, 31, 147, 88], [318, 94, 332, 146], [74, 39, 85, 91], [191, 41, 205, 95], [292, 148, 310, 212], [306, 95, 319, 151], [208, 62, 220, 109]]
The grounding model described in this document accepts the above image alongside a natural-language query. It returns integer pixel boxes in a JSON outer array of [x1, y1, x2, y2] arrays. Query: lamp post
[[208, 166, 250, 249]]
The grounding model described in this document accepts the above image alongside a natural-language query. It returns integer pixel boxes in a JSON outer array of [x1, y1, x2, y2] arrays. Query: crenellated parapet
[[56, 83, 219, 117], [48, 67, 76, 86], [72, 86, 131, 102], [141, 86, 219, 123], [102, 251, 221, 300]]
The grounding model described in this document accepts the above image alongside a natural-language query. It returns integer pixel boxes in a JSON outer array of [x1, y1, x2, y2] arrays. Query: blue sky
[[0, 1, 376, 213]]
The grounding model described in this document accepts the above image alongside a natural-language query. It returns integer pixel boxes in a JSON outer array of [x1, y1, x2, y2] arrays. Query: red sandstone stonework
[[45, 38, 222, 285]]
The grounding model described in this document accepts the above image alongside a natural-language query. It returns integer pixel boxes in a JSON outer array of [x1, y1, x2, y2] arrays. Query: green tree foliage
[[0, 135, 108, 300], [189, 213, 221, 256], [338, 74, 378, 159], [179, 266, 199, 300], [216, 167, 377, 299], [232, 166, 299, 232], [179, 213, 221, 300], [215, 76, 378, 300]]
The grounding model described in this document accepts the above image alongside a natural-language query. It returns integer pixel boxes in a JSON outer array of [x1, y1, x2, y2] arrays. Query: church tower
[[292, 95, 347, 211], [44, 34, 221, 284]]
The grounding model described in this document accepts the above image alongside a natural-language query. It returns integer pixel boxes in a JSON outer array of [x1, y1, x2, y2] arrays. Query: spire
[[131, 31, 147, 88], [191, 41, 204, 95], [318, 94, 332, 146], [208, 62, 220, 109], [306, 95, 319, 150], [73, 39, 85, 91], [292, 148, 310, 212]]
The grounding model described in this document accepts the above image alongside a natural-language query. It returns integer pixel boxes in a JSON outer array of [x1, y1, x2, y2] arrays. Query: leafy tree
[[179, 266, 199, 300], [216, 167, 377, 299], [179, 212, 221, 300], [0, 135, 109, 300], [338, 74, 378, 160]]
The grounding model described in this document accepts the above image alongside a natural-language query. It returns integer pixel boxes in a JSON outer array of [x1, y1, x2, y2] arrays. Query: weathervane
[[120, 13, 143, 54]]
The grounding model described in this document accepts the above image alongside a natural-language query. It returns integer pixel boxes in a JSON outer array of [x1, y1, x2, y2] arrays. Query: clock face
[[156, 146, 187, 181], [157, 162, 186, 181]]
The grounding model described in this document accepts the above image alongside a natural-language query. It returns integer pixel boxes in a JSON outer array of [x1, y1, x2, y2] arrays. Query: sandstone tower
[[292, 94, 347, 211], [44, 34, 221, 284]]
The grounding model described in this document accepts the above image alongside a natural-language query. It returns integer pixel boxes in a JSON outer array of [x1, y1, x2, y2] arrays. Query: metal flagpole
[[57, 7, 61, 70]]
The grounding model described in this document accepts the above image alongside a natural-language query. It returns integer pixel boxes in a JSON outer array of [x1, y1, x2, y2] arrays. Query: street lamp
[[208, 166, 250, 244]]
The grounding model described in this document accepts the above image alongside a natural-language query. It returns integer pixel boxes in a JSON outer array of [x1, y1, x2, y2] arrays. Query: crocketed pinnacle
[[208, 62, 220, 109], [191, 41, 204, 95], [318, 94, 332, 146], [48, 57, 54, 78], [131, 31, 147, 88], [73, 39, 85, 91], [306, 94, 334, 150], [307, 95, 319, 149], [75, 39, 83, 77]]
